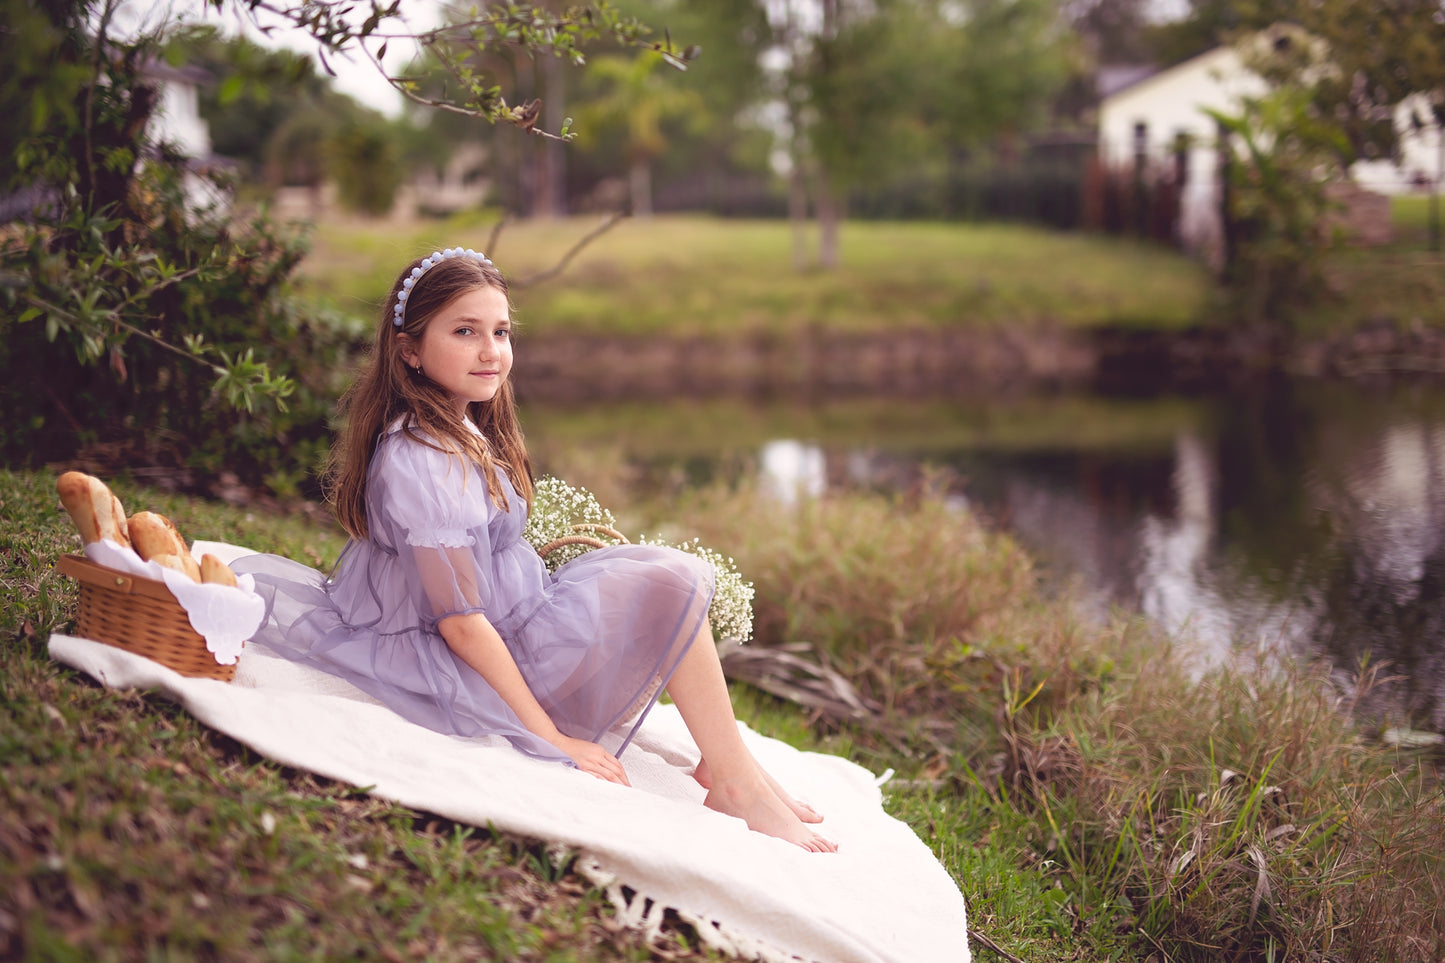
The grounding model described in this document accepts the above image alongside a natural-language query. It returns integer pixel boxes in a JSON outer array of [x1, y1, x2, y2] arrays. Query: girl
[[234, 248, 834, 852]]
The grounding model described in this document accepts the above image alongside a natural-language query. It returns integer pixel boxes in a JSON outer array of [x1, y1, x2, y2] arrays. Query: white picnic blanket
[[48, 546, 971, 963]]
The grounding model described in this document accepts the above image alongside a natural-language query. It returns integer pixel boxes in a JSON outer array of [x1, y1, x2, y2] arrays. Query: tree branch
[[512, 211, 628, 288], [22, 287, 212, 369], [485, 211, 511, 256]]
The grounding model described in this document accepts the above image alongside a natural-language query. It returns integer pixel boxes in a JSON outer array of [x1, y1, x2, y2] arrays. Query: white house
[[142, 60, 226, 212], [1098, 34, 1441, 264], [1098, 44, 1267, 263], [1353, 92, 1444, 196], [145, 62, 213, 159]]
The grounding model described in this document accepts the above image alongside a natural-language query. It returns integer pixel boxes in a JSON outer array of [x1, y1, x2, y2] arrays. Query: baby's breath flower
[[524, 476, 620, 570], [637, 533, 756, 644], [524, 475, 755, 643]]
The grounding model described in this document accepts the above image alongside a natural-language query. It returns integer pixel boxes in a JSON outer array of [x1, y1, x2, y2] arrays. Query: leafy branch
[[2, 205, 295, 410], [227, 0, 700, 140]]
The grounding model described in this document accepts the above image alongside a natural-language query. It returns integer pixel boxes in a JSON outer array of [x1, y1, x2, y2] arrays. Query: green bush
[[0, 0, 357, 495]]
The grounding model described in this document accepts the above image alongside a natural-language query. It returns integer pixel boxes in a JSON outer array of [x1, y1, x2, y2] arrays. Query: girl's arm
[[436, 611, 630, 786]]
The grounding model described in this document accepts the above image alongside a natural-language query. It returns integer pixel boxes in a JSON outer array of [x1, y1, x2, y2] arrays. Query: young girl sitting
[[234, 248, 835, 852]]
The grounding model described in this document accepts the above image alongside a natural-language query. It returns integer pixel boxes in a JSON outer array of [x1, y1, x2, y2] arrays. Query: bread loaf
[[129, 511, 201, 581], [150, 553, 199, 581], [57, 471, 130, 547], [200, 553, 238, 587]]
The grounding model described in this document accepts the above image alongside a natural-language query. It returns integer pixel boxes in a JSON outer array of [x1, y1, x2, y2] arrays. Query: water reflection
[[759, 440, 827, 505], [958, 382, 1445, 731], [531, 381, 1445, 731]]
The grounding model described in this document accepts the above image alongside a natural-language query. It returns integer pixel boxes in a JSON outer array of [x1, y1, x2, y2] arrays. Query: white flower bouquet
[[524, 475, 755, 644]]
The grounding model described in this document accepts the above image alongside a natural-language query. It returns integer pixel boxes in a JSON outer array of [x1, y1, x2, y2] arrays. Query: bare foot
[[703, 775, 838, 853], [694, 758, 824, 824]]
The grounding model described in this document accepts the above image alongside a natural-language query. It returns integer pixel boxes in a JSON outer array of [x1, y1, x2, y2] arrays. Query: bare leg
[[666, 627, 836, 852]]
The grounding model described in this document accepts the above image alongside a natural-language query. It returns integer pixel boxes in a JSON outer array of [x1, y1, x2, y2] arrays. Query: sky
[[114, 0, 445, 117]]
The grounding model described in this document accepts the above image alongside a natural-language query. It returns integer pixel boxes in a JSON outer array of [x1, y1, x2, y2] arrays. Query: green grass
[[295, 213, 1215, 336], [0, 470, 720, 962], [294, 207, 1445, 343], [7, 466, 1444, 961], [1389, 194, 1443, 248]]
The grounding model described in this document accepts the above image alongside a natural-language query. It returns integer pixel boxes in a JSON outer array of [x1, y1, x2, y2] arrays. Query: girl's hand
[[554, 736, 630, 786]]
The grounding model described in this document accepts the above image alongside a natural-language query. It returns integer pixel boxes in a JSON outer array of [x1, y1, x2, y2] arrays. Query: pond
[[523, 376, 1445, 735]]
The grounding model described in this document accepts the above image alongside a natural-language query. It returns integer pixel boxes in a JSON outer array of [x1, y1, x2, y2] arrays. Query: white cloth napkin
[[83, 538, 264, 665]]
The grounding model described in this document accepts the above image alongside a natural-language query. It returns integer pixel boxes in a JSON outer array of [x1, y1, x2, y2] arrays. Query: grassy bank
[[1301, 197, 1445, 336], [0, 471, 720, 961], [6, 467, 1443, 960], [295, 210, 1445, 342], [296, 214, 1216, 335]]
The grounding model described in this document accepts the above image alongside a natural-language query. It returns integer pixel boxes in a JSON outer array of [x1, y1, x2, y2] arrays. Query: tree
[[165, 26, 333, 179], [784, 0, 1072, 268], [0, 0, 693, 484], [1208, 78, 1353, 324], [1066, 0, 1157, 64], [573, 51, 705, 216], [1256, 0, 1445, 250]]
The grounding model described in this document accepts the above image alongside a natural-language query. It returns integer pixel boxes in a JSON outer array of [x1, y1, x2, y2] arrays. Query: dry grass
[[649, 474, 1445, 961]]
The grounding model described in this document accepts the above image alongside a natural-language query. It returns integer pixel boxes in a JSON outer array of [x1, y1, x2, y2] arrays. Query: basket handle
[[536, 523, 630, 560], [568, 523, 628, 543], [55, 553, 141, 595], [537, 534, 609, 558]]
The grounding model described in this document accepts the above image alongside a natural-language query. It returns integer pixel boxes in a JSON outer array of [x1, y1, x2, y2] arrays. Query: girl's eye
[[495, 327, 511, 339], [455, 325, 475, 336]]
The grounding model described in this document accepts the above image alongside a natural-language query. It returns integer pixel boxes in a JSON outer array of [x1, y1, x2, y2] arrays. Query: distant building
[[145, 61, 212, 159], [1097, 45, 1267, 265], [1, 59, 221, 222], [1097, 33, 1439, 265], [142, 60, 227, 212]]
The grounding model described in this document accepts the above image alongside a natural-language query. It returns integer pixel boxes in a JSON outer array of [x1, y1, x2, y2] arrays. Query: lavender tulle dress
[[233, 422, 714, 765]]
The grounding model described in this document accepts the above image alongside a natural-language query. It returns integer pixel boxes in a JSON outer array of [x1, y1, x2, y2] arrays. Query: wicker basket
[[54, 553, 237, 682]]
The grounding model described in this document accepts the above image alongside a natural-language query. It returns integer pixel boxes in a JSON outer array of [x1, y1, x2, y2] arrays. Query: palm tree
[[575, 51, 703, 217]]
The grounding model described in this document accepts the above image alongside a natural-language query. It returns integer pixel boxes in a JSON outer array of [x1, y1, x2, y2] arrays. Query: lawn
[[295, 213, 1217, 336]]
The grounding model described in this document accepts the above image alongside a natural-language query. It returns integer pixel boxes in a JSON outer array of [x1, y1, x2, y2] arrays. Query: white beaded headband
[[393, 247, 494, 327]]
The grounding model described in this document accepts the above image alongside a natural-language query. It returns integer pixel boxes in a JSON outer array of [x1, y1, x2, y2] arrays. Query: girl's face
[[399, 285, 513, 418]]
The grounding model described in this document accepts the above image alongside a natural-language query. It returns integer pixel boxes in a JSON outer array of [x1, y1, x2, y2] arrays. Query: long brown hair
[[325, 254, 534, 540]]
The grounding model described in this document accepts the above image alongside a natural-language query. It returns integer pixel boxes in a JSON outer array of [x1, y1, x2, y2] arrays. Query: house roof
[[1096, 64, 1160, 100], [140, 59, 212, 86], [1099, 45, 1249, 111]]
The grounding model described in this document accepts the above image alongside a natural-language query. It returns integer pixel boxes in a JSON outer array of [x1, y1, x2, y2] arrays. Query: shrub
[[0, 0, 357, 495]]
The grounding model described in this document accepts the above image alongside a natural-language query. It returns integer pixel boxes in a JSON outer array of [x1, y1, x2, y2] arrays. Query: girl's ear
[[396, 332, 419, 368]]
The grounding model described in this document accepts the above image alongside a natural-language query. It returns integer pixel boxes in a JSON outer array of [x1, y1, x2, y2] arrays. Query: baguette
[[150, 553, 200, 582], [129, 511, 201, 581], [200, 553, 238, 587], [57, 471, 130, 547]]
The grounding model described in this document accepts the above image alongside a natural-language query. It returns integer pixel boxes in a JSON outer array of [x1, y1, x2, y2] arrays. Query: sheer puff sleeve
[[367, 431, 503, 627]]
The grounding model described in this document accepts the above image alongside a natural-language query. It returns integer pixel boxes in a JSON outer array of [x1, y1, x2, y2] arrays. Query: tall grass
[[652, 476, 1445, 960]]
